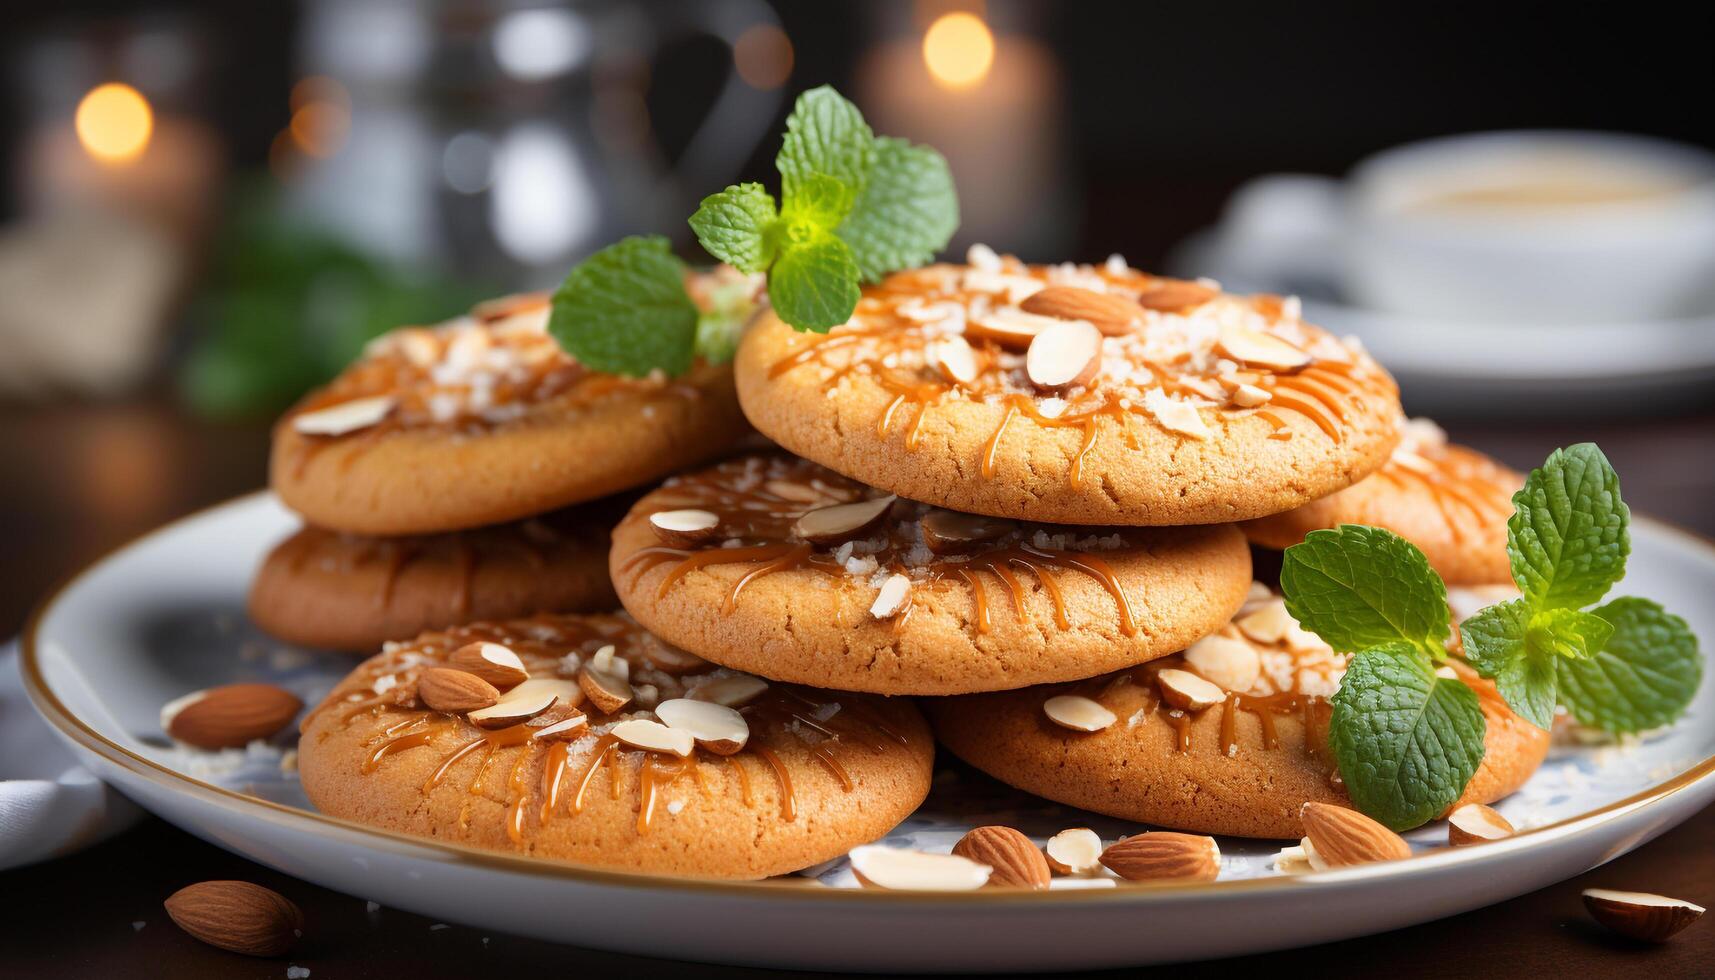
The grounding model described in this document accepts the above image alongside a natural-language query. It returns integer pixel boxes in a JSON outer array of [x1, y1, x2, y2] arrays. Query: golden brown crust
[[928, 647, 1548, 839], [734, 262, 1402, 526], [248, 509, 621, 652], [1243, 441, 1521, 585], [296, 614, 935, 879], [608, 455, 1254, 696]]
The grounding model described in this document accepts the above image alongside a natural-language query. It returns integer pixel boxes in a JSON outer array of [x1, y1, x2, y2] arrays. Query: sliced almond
[[1273, 843, 1314, 874], [611, 718, 695, 756], [1042, 694, 1117, 733], [639, 637, 708, 674], [447, 642, 529, 690], [952, 826, 1051, 889], [1299, 802, 1412, 866], [1582, 889, 1706, 943], [1100, 832, 1221, 882], [578, 665, 633, 715], [962, 270, 1045, 304], [869, 573, 912, 620], [589, 643, 628, 680], [655, 698, 749, 755], [418, 668, 501, 714], [927, 336, 980, 385], [1025, 320, 1103, 391], [848, 846, 991, 891], [920, 509, 1015, 552], [964, 307, 1062, 349], [792, 495, 896, 544], [1020, 286, 1145, 336], [1156, 668, 1226, 711], [691, 674, 770, 708], [1231, 383, 1272, 407], [466, 678, 572, 728], [1136, 279, 1217, 312], [649, 509, 722, 548], [1216, 324, 1312, 372], [1044, 828, 1104, 876], [1446, 803, 1515, 846], [1183, 634, 1261, 693], [291, 395, 396, 436], [530, 714, 588, 740], [764, 479, 827, 504], [1234, 600, 1294, 645]]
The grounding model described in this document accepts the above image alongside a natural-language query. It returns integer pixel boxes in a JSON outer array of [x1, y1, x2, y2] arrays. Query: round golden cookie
[[609, 454, 1253, 696], [734, 252, 1402, 525], [297, 613, 933, 879], [272, 289, 750, 536], [926, 586, 1551, 839], [1243, 419, 1522, 585], [249, 505, 623, 652]]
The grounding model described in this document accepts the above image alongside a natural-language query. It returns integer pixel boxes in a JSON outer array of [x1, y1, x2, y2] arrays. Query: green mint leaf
[[1508, 443, 1630, 611], [1329, 643, 1487, 830], [1462, 599, 1559, 728], [782, 172, 857, 231], [835, 136, 959, 282], [776, 86, 874, 201], [1558, 597, 1702, 733], [548, 235, 697, 378], [1280, 525, 1451, 658], [1529, 607, 1614, 661], [691, 275, 761, 366], [768, 233, 862, 332], [688, 183, 779, 274]]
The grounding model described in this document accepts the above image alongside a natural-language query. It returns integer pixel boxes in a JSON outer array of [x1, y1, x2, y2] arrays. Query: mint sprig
[[1281, 443, 1703, 830], [548, 236, 756, 377], [690, 85, 958, 333], [1462, 443, 1699, 734]]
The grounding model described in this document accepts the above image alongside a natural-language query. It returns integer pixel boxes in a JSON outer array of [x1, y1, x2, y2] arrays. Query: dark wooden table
[[4, 395, 1712, 977]]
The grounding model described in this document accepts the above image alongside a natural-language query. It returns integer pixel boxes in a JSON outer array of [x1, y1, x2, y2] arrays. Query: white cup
[[1220, 131, 1715, 324]]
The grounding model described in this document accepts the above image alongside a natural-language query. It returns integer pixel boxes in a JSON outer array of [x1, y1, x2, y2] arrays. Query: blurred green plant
[[178, 185, 491, 419]]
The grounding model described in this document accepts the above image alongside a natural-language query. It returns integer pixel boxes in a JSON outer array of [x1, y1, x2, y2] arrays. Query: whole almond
[[447, 642, 529, 690], [164, 684, 302, 750], [952, 826, 1052, 889], [418, 668, 501, 713], [1020, 286, 1145, 336], [1100, 832, 1221, 883], [1299, 802, 1412, 866], [164, 880, 303, 956], [1136, 279, 1217, 311]]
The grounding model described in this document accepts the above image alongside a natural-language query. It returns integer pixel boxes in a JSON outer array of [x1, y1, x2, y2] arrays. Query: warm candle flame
[[922, 12, 994, 90], [75, 83, 154, 164]]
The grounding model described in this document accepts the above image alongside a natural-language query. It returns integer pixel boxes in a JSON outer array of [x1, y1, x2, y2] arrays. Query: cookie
[[1243, 418, 1522, 585], [734, 248, 1402, 525], [926, 585, 1550, 838], [609, 454, 1253, 695], [272, 288, 750, 536], [297, 613, 933, 879], [249, 505, 622, 652]]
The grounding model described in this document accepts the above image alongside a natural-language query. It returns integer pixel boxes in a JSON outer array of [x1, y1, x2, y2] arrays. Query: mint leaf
[[1280, 525, 1451, 657], [548, 236, 697, 378], [1460, 598, 1528, 678], [1494, 646, 1559, 731], [1329, 643, 1487, 830], [691, 274, 761, 366], [1559, 597, 1702, 733], [836, 137, 959, 282], [688, 183, 778, 274], [776, 86, 873, 201], [782, 172, 857, 231], [1508, 443, 1630, 611], [1460, 594, 1616, 730], [1530, 607, 1614, 661], [768, 233, 862, 331]]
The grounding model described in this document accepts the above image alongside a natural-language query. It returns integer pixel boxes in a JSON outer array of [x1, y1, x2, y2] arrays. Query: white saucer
[[21, 493, 1715, 970]]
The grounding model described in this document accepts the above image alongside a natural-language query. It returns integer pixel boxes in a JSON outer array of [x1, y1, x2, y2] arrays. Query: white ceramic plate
[[22, 493, 1715, 971]]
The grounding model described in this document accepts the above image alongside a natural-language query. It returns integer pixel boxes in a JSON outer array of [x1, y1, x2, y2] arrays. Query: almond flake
[[1143, 389, 1210, 439], [848, 846, 991, 891], [1156, 668, 1225, 711], [1184, 634, 1261, 692], [611, 719, 694, 756], [1044, 828, 1104, 876], [649, 509, 722, 547], [1235, 600, 1294, 645], [1042, 695, 1116, 733], [655, 698, 749, 755], [1025, 319, 1103, 391], [869, 573, 912, 619], [292, 396, 396, 436], [1232, 383, 1272, 407], [691, 674, 770, 708], [793, 495, 896, 544], [928, 336, 980, 385], [1216, 325, 1312, 372]]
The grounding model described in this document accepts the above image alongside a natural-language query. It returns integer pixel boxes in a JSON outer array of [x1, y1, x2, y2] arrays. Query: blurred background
[[3, 0, 1714, 632]]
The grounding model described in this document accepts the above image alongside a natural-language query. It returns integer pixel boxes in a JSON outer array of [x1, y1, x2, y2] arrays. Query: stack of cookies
[[286, 247, 1547, 881]]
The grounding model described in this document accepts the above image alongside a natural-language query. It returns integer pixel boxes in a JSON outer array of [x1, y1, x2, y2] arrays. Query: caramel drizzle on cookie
[[1371, 443, 1520, 547], [618, 455, 1141, 636], [767, 264, 1397, 484], [316, 614, 912, 841]]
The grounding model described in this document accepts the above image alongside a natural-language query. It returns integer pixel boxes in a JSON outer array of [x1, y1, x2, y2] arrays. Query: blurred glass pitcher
[[288, 0, 787, 287]]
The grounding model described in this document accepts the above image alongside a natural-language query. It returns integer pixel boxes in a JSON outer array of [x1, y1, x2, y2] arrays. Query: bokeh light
[[74, 82, 154, 164], [922, 12, 994, 90], [734, 24, 793, 90]]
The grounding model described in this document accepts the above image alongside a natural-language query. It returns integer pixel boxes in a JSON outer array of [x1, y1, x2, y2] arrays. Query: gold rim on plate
[[18, 491, 1715, 903]]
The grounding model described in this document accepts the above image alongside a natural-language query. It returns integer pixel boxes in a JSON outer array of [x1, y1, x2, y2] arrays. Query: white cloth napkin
[[0, 640, 141, 869]]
